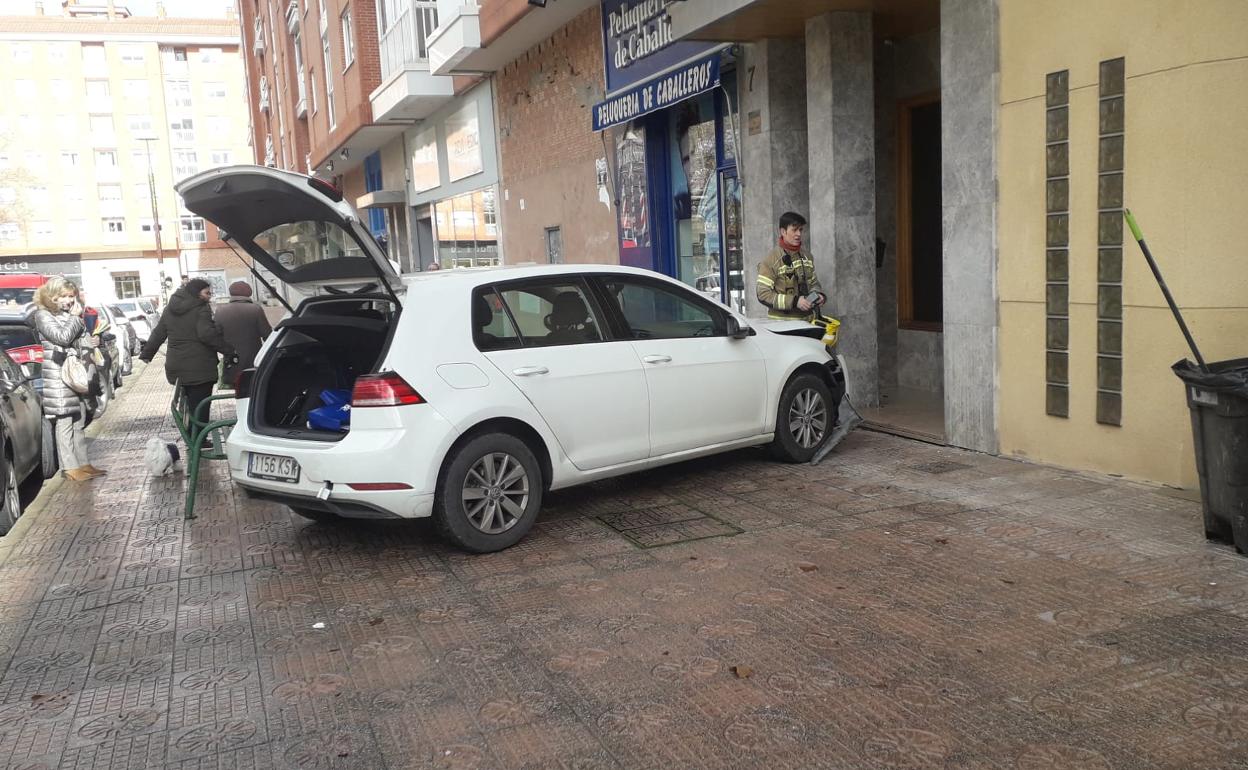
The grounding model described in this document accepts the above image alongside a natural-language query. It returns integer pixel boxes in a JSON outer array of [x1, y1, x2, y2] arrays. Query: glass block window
[[1044, 69, 1070, 418], [1097, 57, 1125, 427]]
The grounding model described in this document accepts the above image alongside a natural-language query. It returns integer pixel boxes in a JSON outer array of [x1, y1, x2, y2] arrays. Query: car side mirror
[[727, 316, 752, 340]]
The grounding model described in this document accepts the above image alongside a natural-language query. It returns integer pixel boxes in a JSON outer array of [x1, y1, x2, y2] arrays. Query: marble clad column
[[740, 40, 810, 320], [806, 12, 879, 407], [941, 0, 999, 453]]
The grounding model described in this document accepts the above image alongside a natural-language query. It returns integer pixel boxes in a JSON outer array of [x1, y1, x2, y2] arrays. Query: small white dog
[[144, 437, 182, 476]]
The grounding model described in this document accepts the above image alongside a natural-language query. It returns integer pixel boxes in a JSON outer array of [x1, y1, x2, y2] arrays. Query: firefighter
[[756, 211, 827, 322]]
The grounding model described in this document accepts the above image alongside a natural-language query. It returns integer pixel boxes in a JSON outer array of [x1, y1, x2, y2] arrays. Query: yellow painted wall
[[998, 0, 1248, 488]]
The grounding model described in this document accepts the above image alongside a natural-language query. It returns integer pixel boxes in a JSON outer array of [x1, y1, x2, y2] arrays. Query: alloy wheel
[[461, 452, 530, 535], [788, 388, 828, 449], [3, 460, 19, 523]]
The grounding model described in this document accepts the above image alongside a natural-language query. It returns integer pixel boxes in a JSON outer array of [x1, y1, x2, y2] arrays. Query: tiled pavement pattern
[[2, 363, 1247, 770]]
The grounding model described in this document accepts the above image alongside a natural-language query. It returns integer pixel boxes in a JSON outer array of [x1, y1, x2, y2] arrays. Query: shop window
[[112, 271, 141, 299], [898, 95, 943, 330], [614, 121, 650, 259], [545, 227, 562, 264], [433, 188, 500, 269], [669, 94, 719, 290]]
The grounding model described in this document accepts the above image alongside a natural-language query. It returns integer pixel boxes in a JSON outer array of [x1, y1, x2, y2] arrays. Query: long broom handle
[[1124, 209, 1208, 371]]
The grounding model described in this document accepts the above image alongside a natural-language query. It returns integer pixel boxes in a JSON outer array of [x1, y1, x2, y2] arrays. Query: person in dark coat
[[29, 277, 105, 482], [139, 279, 236, 432], [213, 281, 271, 387]]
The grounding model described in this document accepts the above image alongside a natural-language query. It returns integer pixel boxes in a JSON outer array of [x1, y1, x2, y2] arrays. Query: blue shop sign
[[592, 52, 720, 131], [601, 0, 718, 94]]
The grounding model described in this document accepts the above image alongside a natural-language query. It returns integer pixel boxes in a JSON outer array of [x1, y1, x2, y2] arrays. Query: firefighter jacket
[[756, 245, 825, 321]]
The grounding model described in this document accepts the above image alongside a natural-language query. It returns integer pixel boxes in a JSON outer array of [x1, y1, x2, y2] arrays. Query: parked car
[[111, 299, 156, 343], [0, 348, 51, 535], [0, 306, 44, 388], [179, 166, 848, 553], [102, 304, 137, 376]]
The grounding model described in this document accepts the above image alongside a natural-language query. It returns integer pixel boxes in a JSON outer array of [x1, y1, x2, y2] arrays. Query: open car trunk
[[251, 296, 398, 441]]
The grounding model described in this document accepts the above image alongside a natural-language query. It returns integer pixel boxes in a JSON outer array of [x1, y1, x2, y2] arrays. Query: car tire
[[434, 432, 543, 553], [39, 419, 57, 480], [769, 372, 834, 463], [1, 450, 21, 536], [289, 506, 338, 524]]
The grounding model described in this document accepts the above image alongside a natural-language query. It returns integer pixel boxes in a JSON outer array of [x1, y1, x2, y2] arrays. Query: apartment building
[[0, 3, 252, 303]]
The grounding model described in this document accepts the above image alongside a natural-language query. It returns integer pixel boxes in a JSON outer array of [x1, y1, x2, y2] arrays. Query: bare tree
[[0, 132, 34, 246]]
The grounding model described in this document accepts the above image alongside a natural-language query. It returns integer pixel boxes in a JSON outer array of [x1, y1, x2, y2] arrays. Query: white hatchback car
[[179, 166, 848, 552]]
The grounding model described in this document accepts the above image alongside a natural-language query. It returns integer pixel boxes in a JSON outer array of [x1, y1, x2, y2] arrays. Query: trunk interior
[[252, 297, 396, 441]]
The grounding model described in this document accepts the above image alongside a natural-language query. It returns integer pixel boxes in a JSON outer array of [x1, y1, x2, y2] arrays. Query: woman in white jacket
[[28, 277, 105, 482]]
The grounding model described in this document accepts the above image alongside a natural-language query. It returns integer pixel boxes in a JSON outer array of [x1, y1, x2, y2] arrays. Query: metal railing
[[379, 0, 439, 81]]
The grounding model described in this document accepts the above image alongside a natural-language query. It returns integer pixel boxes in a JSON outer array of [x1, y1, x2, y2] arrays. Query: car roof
[[401, 263, 676, 289]]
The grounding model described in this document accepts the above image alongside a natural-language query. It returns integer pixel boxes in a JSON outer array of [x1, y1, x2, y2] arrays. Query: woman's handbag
[[61, 354, 93, 395]]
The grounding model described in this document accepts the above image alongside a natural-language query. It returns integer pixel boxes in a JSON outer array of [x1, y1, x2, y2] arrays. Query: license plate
[[248, 452, 300, 483]]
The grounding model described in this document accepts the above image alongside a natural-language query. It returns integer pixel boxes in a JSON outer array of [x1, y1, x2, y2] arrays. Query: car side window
[[599, 278, 727, 340], [472, 290, 522, 352], [496, 282, 604, 348]]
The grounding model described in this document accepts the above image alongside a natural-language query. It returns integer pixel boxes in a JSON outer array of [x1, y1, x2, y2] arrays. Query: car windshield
[[115, 302, 138, 312], [254, 219, 366, 271], [139, 300, 155, 313], [0, 288, 35, 306]]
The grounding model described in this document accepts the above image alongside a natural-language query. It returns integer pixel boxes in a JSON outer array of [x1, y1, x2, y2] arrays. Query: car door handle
[[642, 355, 672, 364], [512, 366, 549, 377]]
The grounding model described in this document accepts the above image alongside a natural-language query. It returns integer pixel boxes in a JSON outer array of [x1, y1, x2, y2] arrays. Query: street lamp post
[[139, 136, 169, 304]]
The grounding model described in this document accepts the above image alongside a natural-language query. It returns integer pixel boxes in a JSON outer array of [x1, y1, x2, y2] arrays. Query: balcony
[[427, 0, 595, 76], [253, 17, 265, 55], [371, 0, 453, 123], [285, 0, 300, 33], [258, 76, 270, 113]]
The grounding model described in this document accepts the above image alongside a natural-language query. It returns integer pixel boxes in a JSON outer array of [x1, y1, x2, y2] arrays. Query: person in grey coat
[[214, 281, 271, 387], [29, 277, 105, 482], [139, 279, 236, 436]]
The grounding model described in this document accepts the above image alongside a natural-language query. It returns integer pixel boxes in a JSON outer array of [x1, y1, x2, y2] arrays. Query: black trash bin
[[1173, 358, 1248, 554]]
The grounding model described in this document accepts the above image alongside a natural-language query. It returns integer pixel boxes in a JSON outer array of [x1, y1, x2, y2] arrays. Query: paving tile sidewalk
[[1, 362, 1246, 769]]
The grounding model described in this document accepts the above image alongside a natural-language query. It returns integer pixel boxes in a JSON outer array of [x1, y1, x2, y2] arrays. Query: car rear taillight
[[234, 368, 256, 399], [6, 345, 43, 365], [351, 372, 424, 408]]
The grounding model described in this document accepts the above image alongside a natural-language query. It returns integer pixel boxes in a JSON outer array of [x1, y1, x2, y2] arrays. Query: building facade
[[429, 0, 1248, 490], [0, 4, 253, 304]]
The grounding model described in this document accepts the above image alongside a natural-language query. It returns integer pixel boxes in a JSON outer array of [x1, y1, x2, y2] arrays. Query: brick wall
[[496, 6, 619, 265]]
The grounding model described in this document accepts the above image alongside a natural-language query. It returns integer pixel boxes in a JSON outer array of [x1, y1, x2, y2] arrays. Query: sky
[[0, 0, 234, 17]]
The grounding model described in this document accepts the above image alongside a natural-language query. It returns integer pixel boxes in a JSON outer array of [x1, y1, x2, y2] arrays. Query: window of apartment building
[[28, 186, 49, 208], [0, 188, 14, 204], [98, 184, 122, 201], [51, 79, 71, 100], [124, 79, 149, 99], [0, 154, 9, 170], [82, 43, 106, 70], [174, 150, 198, 180], [56, 115, 75, 139], [127, 116, 154, 134], [139, 219, 160, 233], [0, 224, 20, 242], [112, 272, 142, 298], [210, 150, 232, 166], [17, 115, 36, 135], [120, 45, 145, 63], [134, 182, 151, 202], [309, 67, 318, 114], [207, 116, 231, 140], [205, 82, 227, 99], [180, 216, 207, 243], [321, 31, 335, 127], [15, 80, 36, 100], [23, 151, 43, 168], [169, 47, 188, 62], [165, 79, 192, 109], [340, 8, 354, 68], [49, 43, 71, 63], [199, 47, 221, 64], [95, 149, 118, 168], [33, 221, 54, 239], [63, 186, 84, 205], [90, 114, 116, 141], [131, 149, 149, 169], [102, 217, 125, 234], [86, 79, 110, 99], [67, 219, 88, 240], [61, 152, 80, 168], [483, 188, 498, 236], [292, 32, 307, 106], [12, 44, 32, 64], [170, 118, 195, 144]]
